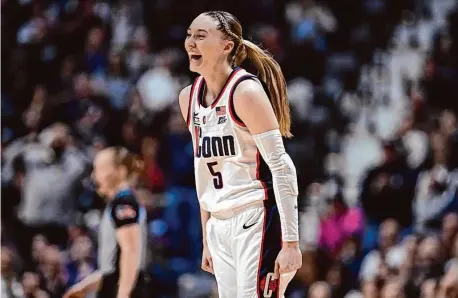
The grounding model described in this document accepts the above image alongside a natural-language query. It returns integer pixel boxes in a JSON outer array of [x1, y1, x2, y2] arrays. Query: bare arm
[[116, 224, 141, 298], [178, 85, 192, 122], [233, 80, 279, 134], [200, 207, 211, 246], [234, 80, 299, 245]]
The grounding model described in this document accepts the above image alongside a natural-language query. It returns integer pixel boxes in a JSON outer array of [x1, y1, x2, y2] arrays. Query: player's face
[[185, 14, 234, 73], [93, 150, 122, 198]]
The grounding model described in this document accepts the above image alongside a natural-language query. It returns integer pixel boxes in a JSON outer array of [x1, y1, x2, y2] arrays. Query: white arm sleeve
[[253, 129, 299, 242]]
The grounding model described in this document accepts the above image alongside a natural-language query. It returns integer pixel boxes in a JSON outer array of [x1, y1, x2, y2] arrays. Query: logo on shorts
[[260, 273, 277, 297], [242, 221, 257, 229]]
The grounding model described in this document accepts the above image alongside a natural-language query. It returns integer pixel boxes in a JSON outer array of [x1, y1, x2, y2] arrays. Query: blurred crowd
[[1, 0, 458, 297]]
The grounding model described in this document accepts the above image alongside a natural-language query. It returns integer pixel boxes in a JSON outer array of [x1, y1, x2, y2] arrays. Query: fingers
[[276, 256, 302, 276], [273, 260, 280, 280], [207, 256, 214, 274], [201, 256, 214, 274]]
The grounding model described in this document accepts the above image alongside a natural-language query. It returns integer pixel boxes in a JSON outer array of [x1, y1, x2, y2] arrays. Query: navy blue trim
[[258, 154, 275, 205], [228, 75, 258, 127], [256, 154, 281, 297], [258, 199, 282, 298]]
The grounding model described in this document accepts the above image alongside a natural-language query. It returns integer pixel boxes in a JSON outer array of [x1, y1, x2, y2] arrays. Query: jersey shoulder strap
[[226, 69, 260, 127]]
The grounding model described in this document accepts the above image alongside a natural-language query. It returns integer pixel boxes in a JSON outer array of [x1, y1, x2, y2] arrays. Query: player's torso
[[188, 68, 265, 213]]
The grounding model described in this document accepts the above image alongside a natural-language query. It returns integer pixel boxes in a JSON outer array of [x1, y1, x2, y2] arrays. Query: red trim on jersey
[[186, 79, 199, 128], [194, 126, 200, 157], [198, 67, 243, 109]]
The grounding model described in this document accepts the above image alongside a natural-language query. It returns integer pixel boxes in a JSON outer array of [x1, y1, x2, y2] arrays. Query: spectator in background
[[53, 72, 112, 144], [380, 278, 406, 298], [441, 212, 458, 260], [120, 119, 141, 153], [439, 234, 458, 297], [31, 235, 49, 270], [1, 247, 24, 298], [126, 27, 153, 78], [66, 235, 96, 287], [38, 246, 68, 298], [359, 219, 406, 292], [317, 183, 364, 255], [361, 141, 416, 250], [309, 281, 332, 298], [325, 261, 358, 297], [405, 236, 444, 297], [83, 27, 107, 76], [285, 0, 336, 47], [413, 163, 453, 234], [104, 50, 131, 110], [22, 272, 49, 298], [140, 137, 164, 193], [128, 88, 154, 128], [2, 123, 88, 269], [54, 56, 77, 94]]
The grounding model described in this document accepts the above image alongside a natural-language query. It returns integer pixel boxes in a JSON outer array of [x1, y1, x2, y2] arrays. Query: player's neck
[[109, 182, 131, 200], [203, 64, 233, 99]]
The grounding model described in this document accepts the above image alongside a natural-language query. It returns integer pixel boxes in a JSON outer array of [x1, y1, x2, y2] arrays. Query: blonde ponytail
[[236, 40, 292, 138]]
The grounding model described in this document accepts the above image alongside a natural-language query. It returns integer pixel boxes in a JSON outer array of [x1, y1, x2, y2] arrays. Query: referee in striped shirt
[[64, 147, 148, 298]]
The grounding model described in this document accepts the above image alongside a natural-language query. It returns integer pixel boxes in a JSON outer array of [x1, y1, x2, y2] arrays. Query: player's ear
[[222, 40, 234, 55]]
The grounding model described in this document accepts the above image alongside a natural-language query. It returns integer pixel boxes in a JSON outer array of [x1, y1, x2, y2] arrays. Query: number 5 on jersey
[[206, 162, 223, 189]]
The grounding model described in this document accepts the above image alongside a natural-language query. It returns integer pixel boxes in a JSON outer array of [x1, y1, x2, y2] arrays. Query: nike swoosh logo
[[193, 112, 198, 116], [243, 222, 257, 229]]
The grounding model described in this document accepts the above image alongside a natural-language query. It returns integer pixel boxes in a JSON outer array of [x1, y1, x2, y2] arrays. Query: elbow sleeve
[[253, 129, 299, 242]]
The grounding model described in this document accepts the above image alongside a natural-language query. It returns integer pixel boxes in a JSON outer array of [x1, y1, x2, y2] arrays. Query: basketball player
[[178, 11, 302, 298], [63, 147, 148, 298]]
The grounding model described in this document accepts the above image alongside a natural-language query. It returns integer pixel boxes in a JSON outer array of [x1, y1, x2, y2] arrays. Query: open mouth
[[190, 54, 203, 62]]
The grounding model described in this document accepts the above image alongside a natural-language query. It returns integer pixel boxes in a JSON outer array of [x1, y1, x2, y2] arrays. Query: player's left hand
[[273, 241, 302, 279]]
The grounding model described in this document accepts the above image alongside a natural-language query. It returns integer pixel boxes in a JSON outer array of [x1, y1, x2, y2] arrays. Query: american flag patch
[[115, 205, 137, 220], [216, 106, 226, 116]]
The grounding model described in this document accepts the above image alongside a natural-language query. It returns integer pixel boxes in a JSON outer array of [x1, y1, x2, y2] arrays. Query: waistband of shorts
[[210, 200, 264, 220]]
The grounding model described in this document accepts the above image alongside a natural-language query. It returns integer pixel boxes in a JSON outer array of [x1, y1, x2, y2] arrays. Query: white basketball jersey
[[186, 67, 273, 213]]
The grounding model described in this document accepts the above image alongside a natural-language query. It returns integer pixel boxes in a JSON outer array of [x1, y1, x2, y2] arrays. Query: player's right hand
[[201, 245, 214, 274]]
